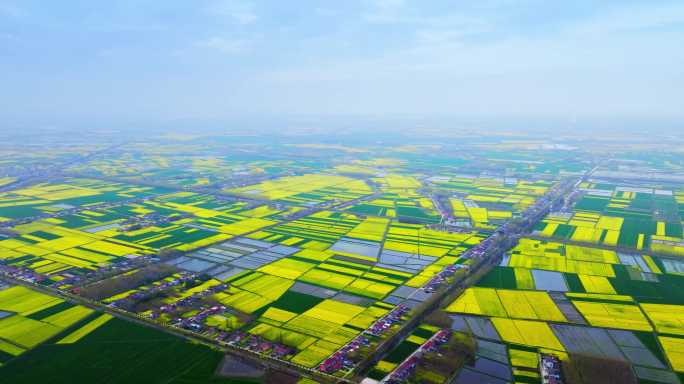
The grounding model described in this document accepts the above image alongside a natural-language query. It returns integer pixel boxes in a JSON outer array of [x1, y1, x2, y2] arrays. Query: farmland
[[534, 181, 684, 253], [0, 178, 171, 221], [0, 282, 237, 384], [432, 173, 684, 383], [438, 232, 684, 382], [0, 288, 256, 384], [430, 175, 553, 229], [0, 132, 683, 383]]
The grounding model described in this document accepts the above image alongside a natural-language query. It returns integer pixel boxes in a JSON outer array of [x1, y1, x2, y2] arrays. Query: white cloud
[[566, 3, 684, 36], [85, 22, 167, 33], [196, 36, 250, 54], [314, 7, 339, 17], [0, 2, 25, 19], [246, 2, 684, 118], [208, 0, 257, 25], [373, 0, 406, 8], [232, 11, 257, 25], [1, 1, 682, 121], [0, 32, 17, 40], [363, 0, 407, 23], [414, 15, 491, 45], [96, 48, 116, 58]]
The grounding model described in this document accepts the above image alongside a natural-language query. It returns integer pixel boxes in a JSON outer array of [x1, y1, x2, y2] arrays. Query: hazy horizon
[[1, 0, 684, 129]]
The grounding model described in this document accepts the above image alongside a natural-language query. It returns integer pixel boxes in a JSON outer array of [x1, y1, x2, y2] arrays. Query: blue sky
[[1, 0, 683, 125]]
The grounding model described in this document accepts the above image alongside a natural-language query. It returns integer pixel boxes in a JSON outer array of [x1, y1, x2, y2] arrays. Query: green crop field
[[0, 317, 256, 384]]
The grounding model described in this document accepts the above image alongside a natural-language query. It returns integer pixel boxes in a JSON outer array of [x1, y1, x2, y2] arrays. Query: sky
[[1, 0, 683, 128]]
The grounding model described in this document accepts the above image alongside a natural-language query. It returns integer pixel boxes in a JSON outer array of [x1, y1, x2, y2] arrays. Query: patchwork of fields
[[0, 284, 103, 363], [0, 178, 170, 221], [534, 182, 684, 254], [105, 208, 487, 371], [0, 186, 290, 284], [0, 163, 513, 381], [440, 232, 684, 383], [228, 174, 373, 206], [0, 284, 244, 384], [431, 175, 552, 229], [361, 174, 684, 383], [2, 137, 684, 384]]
